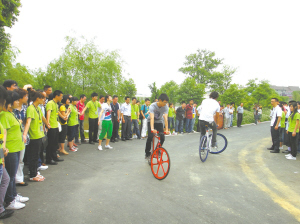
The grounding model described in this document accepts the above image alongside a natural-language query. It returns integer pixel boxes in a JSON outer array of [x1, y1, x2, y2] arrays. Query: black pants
[[288, 132, 299, 157], [121, 116, 131, 139], [46, 128, 59, 162], [145, 122, 165, 156], [199, 120, 217, 147], [28, 138, 42, 178], [270, 126, 280, 151], [89, 118, 98, 143], [237, 113, 243, 127], [79, 120, 85, 141], [74, 124, 79, 143], [111, 115, 119, 140]]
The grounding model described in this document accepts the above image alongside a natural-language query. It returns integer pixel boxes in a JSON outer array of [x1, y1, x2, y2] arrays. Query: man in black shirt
[[175, 102, 186, 134], [110, 95, 120, 143]]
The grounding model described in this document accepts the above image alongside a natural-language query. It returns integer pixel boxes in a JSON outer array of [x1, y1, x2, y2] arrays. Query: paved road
[[4, 122, 300, 224]]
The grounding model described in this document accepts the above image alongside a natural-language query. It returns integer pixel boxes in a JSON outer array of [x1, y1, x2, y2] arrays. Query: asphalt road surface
[[3, 122, 300, 224]]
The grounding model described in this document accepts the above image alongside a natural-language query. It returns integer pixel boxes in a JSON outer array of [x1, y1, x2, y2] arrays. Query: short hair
[[112, 95, 118, 99], [209, 91, 219, 99], [53, 90, 63, 98], [5, 91, 20, 108], [181, 101, 186, 104], [3, 80, 18, 89], [105, 95, 111, 102], [297, 101, 300, 105], [169, 102, 173, 106], [271, 98, 279, 102], [14, 88, 28, 98], [80, 94, 86, 99], [125, 96, 130, 100], [0, 86, 8, 106], [190, 99, 194, 102], [91, 92, 98, 98], [61, 95, 70, 104], [44, 85, 51, 91], [30, 91, 45, 102], [132, 97, 136, 101], [137, 100, 140, 103], [99, 95, 105, 99], [145, 98, 150, 102], [71, 96, 79, 102], [158, 93, 169, 102], [48, 93, 53, 101]]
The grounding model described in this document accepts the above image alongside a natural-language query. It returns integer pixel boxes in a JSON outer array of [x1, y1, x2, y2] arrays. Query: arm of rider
[[150, 112, 156, 133], [164, 114, 170, 135]]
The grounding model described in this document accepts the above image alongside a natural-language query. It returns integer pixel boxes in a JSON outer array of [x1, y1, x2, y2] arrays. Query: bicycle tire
[[150, 147, 170, 180], [199, 135, 209, 162], [209, 133, 227, 154]]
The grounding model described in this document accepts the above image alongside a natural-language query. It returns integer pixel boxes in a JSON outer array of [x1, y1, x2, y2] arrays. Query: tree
[[148, 82, 160, 102], [292, 91, 300, 101], [219, 84, 246, 106], [176, 77, 205, 105], [251, 81, 276, 105], [0, 0, 21, 57], [118, 78, 137, 101], [159, 80, 179, 104], [179, 49, 223, 85], [244, 79, 258, 95]]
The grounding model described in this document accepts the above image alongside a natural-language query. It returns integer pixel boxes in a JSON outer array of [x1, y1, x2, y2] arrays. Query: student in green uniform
[[0, 86, 14, 219], [286, 101, 299, 160], [130, 97, 140, 139], [279, 103, 286, 150], [168, 103, 175, 135], [0, 91, 28, 210], [81, 92, 101, 144], [23, 91, 50, 181], [58, 95, 71, 155], [45, 90, 63, 165], [67, 97, 80, 152]]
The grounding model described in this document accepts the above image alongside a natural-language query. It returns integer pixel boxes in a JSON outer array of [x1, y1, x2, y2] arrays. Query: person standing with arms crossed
[[237, 103, 244, 127]]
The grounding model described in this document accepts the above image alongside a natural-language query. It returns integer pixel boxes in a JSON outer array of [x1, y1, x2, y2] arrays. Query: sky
[[6, 0, 300, 95]]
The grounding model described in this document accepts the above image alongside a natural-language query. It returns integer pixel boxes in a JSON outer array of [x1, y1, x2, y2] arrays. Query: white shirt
[[197, 105, 201, 119], [270, 105, 282, 127], [199, 98, 220, 122], [120, 103, 131, 116]]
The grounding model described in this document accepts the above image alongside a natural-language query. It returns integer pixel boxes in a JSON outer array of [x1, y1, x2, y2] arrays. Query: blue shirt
[[141, 105, 150, 119]]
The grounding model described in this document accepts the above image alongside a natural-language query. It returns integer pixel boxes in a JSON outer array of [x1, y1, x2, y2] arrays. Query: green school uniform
[[280, 111, 285, 128], [86, 101, 101, 119], [68, 104, 79, 126], [288, 113, 300, 133], [46, 100, 59, 128], [131, 104, 139, 119], [27, 105, 45, 140]]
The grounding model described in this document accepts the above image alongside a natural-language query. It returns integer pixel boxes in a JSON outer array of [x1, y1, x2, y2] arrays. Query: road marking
[[239, 140, 300, 222]]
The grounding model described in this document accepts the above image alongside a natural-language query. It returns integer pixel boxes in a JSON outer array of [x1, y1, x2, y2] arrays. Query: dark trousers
[[270, 126, 280, 151], [46, 128, 59, 162], [186, 118, 193, 133], [237, 113, 243, 127], [111, 115, 119, 140], [199, 120, 217, 147], [28, 138, 42, 178], [89, 118, 98, 142], [0, 165, 9, 213], [145, 122, 165, 156], [121, 116, 131, 139], [288, 132, 299, 157], [5, 151, 20, 204], [79, 120, 85, 141], [74, 124, 79, 143]]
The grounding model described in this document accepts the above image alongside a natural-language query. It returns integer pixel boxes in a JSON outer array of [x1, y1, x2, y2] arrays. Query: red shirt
[[186, 104, 193, 119], [76, 101, 85, 121]]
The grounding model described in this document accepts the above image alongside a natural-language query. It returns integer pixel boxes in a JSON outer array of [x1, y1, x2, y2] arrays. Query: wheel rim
[[199, 136, 208, 162], [209, 133, 227, 154], [151, 147, 170, 180]]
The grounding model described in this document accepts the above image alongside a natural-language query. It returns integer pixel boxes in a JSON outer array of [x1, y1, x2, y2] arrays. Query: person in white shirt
[[229, 104, 234, 127], [222, 104, 232, 129], [97, 95, 105, 139], [199, 91, 220, 147], [120, 96, 131, 141], [267, 98, 282, 153]]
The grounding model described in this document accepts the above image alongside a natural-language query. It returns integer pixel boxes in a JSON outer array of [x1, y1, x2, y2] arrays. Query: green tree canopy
[[148, 82, 160, 102], [219, 84, 246, 107], [176, 77, 205, 105], [159, 80, 179, 104], [179, 49, 223, 85]]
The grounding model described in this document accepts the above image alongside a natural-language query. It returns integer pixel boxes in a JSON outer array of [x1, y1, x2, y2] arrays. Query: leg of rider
[[199, 120, 206, 141], [210, 121, 217, 147], [155, 123, 165, 146], [145, 122, 153, 157]]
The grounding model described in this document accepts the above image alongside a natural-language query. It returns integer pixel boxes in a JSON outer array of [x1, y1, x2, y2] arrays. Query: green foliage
[[179, 49, 223, 85], [176, 77, 205, 104], [292, 91, 300, 101], [0, 47, 35, 87], [34, 36, 136, 101], [219, 84, 246, 106], [210, 65, 236, 94], [244, 79, 258, 95], [159, 80, 179, 104], [148, 82, 160, 102]]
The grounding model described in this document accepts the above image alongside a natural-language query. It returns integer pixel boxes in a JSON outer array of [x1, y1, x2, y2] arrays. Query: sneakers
[[279, 146, 283, 150], [133, 135, 137, 139], [105, 145, 113, 149], [69, 146, 78, 152], [6, 199, 25, 210], [15, 194, 29, 203], [286, 154, 296, 160], [285, 154, 291, 157], [98, 145, 103, 151], [37, 165, 48, 171]]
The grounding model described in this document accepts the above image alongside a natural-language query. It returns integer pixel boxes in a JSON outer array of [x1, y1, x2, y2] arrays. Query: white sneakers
[[37, 165, 48, 171], [15, 194, 29, 203], [286, 154, 296, 160], [98, 145, 113, 150], [6, 199, 25, 210], [133, 135, 137, 139], [279, 146, 283, 150]]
